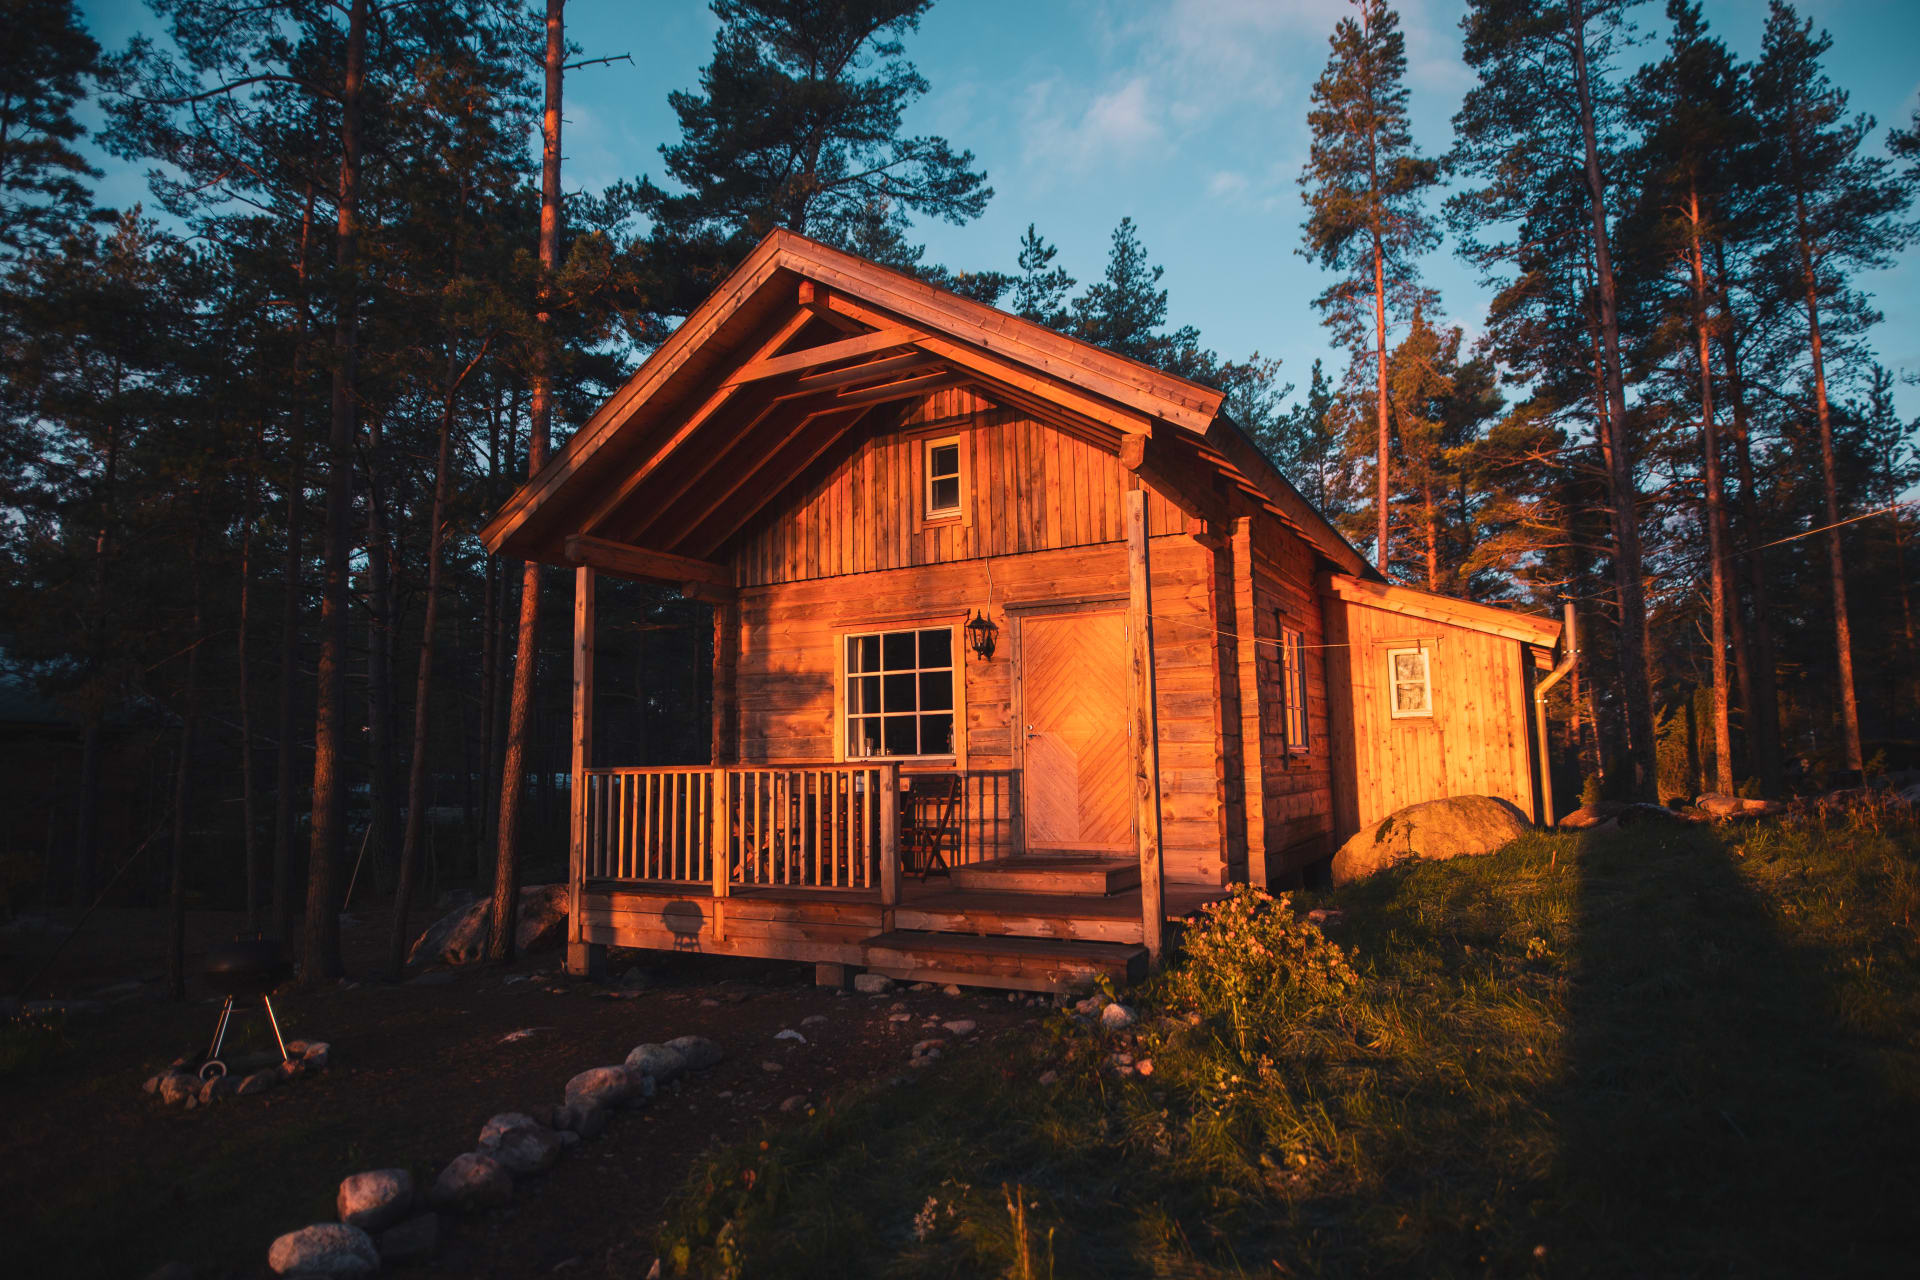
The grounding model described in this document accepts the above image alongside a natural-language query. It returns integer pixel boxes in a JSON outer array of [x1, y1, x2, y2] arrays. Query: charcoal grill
[[199, 935, 293, 1079]]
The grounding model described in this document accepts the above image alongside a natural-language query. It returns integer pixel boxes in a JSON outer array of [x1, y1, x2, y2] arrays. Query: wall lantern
[[965, 610, 999, 661]]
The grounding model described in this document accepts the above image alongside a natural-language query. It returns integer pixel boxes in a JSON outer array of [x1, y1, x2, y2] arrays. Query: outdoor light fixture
[[965, 609, 998, 661]]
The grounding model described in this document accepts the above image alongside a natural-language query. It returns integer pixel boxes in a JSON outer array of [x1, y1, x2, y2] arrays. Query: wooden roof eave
[[1322, 575, 1564, 647], [1201, 412, 1380, 582]]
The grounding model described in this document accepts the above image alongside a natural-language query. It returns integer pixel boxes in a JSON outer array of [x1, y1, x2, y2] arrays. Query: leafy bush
[[1161, 885, 1357, 1061], [1580, 773, 1604, 808]]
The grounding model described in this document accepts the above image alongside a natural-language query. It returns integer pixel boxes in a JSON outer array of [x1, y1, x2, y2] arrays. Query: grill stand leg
[[262, 995, 290, 1063], [202, 996, 236, 1078]]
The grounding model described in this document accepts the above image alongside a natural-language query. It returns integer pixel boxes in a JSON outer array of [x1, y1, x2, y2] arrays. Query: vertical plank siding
[[1322, 597, 1538, 841]]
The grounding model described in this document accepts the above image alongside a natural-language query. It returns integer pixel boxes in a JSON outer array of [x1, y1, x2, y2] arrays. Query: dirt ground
[[1, 900, 1046, 1279]]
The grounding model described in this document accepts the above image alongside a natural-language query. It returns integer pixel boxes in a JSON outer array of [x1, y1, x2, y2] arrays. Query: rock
[[801, 1014, 829, 1027], [337, 1168, 415, 1232], [429, 1152, 512, 1212], [1099, 1004, 1137, 1031], [487, 1123, 566, 1175], [1037, 1070, 1060, 1085], [478, 1112, 539, 1148], [142, 1263, 194, 1280], [761, 1060, 783, 1073], [200, 1074, 239, 1104], [664, 1035, 723, 1071], [1331, 795, 1533, 885], [279, 1056, 308, 1080], [287, 1040, 310, 1056], [573, 1106, 609, 1140], [564, 1066, 636, 1111], [1696, 792, 1745, 817], [779, 1094, 807, 1112], [774, 1028, 807, 1043], [301, 1040, 331, 1070], [236, 1068, 279, 1096], [852, 973, 892, 994], [266, 1223, 379, 1276], [157, 1072, 198, 1106], [911, 1038, 944, 1058], [376, 1212, 439, 1264], [941, 1019, 976, 1036], [941, 983, 963, 996], [407, 883, 569, 966], [143, 1073, 162, 1095]]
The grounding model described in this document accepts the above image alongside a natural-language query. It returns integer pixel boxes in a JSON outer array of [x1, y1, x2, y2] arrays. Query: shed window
[[925, 437, 962, 519], [1280, 625, 1309, 751], [846, 627, 955, 758], [1387, 647, 1432, 719]]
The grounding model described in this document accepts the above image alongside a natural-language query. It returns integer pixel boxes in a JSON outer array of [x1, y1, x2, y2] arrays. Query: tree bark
[[1568, 0, 1656, 799], [168, 526, 204, 1001], [274, 185, 318, 944], [240, 420, 263, 931], [1686, 188, 1734, 795], [365, 411, 398, 891], [303, 0, 368, 982], [1710, 239, 1783, 792], [489, 0, 565, 961]]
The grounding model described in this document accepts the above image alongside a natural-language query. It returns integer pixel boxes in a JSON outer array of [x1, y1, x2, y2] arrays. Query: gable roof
[[479, 229, 1376, 581]]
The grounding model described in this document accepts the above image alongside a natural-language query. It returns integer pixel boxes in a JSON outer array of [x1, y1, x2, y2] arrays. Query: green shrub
[[1161, 885, 1357, 1061], [1580, 773, 1604, 808]]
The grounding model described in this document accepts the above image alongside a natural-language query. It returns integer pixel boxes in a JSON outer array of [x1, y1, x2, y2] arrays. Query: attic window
[[925, 437, 962, 519], [1387, 647, 1432, 719]]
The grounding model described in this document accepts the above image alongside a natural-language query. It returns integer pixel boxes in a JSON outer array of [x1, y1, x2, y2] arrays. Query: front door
[[1020, 609, 1131, 852]]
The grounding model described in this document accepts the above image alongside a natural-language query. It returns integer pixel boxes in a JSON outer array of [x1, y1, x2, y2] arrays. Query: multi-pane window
[[1387, 646, 1433, 719], [1280, 625, 1309, 751], [925, 437, 962, 519], [846, 627, 955, 758]]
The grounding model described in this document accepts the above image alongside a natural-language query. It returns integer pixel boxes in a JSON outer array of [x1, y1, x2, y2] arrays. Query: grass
[[657, 799, 1920, 1278]]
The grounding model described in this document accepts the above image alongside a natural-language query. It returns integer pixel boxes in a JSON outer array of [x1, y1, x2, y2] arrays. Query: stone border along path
[[143, 1038, 332, 1108], [261, 1032, 724, 1277], [254, 976, 1129, 1276]]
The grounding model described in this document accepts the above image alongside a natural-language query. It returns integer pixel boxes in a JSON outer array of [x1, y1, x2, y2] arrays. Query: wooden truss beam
[[721, 325, 925, 387], [562, 534, 736, 604]]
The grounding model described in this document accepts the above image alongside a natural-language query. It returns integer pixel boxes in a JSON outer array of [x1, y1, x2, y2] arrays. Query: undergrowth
[[659, 800, 1920, 1278]]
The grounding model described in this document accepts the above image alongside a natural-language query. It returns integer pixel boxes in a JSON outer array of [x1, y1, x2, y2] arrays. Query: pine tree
[[0, 0, 99, 261], [1451, 0, 1658, 799], [1011, 224, 1075, 328], [1751, 0, 1914, 776], [1298, 0, 1439, 574]]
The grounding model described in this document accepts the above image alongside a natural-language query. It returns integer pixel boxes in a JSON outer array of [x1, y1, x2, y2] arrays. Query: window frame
[[837, 622, 963, 763], [922, 434, 964, 523], [1386, 646, 1434, 720], [1279, 624, 1310, 752]]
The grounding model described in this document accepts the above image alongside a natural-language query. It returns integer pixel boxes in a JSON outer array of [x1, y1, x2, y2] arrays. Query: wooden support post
[[1127, 489, 1166, 963], [711, 767, 729, 941], [565, 566, 603, 979], [878, 764, 901, 931], [711, 601, 739, 765]]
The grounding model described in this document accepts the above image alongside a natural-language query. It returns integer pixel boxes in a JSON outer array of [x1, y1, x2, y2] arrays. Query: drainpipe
[[1532, 601, 1579, 826]]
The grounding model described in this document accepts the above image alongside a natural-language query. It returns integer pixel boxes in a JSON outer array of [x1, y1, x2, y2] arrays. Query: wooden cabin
[[479, 230, 1565, 992]]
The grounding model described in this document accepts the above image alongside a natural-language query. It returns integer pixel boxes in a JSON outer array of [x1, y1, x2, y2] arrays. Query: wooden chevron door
[[1020, 609, 1132, 852]]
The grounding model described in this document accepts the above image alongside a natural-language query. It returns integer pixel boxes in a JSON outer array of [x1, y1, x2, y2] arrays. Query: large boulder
[[337, 1168, 415, 1232], [267, 1223, 379, 1276], [624, 1042, 687, 1084], [407, 884, 568, 966], [1697, 793, 1787, 819], [429, 1152, 512, 1212], [664, 1035, 724, 1071], [1331, 795, 1533, 886], [564, 1066, 639, 1111]]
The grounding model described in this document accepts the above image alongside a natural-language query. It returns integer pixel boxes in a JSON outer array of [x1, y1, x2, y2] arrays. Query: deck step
[[893, 890, 1144, 944], [948, 854, 1140, 896], [861, 929, 1148, 993]]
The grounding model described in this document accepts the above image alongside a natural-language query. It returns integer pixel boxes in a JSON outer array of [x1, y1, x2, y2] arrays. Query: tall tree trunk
[[1568, 0, 1655, 799], [365, 412, 398, 892], [240, 420, 263, 931], [489, 0, 565, 961], [391, 339, 487, 977], [1686, 189, 1734, 795], [168, 526, 204, 1000], [304, 0, 368, 982], [274, 185, 319, 943], [1792, 189, 1864, 774], [1371, 235, 1391, 574], [1710, 240, 1783, 793], [73, 408, 119, 908]]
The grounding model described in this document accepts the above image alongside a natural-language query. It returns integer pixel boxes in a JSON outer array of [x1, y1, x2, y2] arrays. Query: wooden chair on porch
[[899, 772, 960, 880]]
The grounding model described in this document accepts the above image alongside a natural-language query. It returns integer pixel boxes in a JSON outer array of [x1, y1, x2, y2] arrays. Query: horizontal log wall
[[1248, 517, 1336, 879], [731, 535, 1232, 886]]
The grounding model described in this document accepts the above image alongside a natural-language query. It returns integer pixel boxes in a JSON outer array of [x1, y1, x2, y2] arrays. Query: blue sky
[[80, 0, 1920, 422]]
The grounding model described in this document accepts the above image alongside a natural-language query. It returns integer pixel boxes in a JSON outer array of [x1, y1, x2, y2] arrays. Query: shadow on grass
[[1545, 822, 1918, 1275]]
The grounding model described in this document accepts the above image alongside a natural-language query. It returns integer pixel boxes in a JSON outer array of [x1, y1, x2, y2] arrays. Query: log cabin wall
[[724, 391, 1237, 887], [1240, 516, 1337, 881], [1322, 594, 1537, 841]]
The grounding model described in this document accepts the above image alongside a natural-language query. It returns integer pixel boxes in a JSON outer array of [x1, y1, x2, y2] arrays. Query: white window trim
[[836, 622, 963, 763], [1386, 646, 1434, 720], [923, 434, 963, 521]]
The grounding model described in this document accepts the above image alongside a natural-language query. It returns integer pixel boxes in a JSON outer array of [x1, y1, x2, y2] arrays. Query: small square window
[[1387, 647, 1433, 719], [925, 437, 962, 519]]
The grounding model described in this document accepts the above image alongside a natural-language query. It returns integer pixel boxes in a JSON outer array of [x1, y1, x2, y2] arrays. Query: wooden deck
[[577, 870, 1230, 992]]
